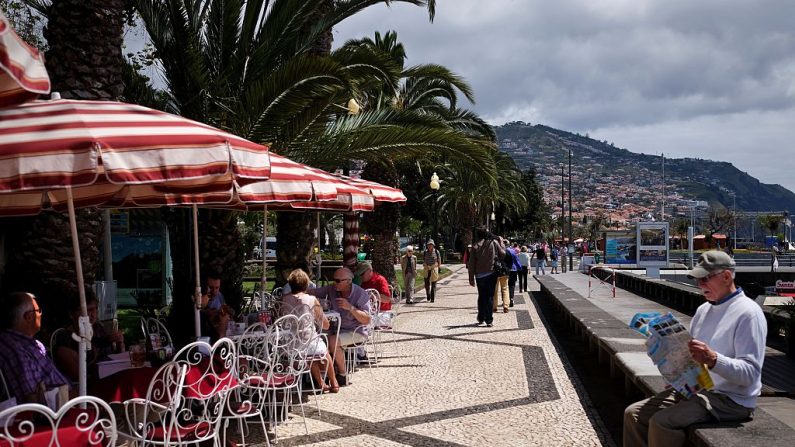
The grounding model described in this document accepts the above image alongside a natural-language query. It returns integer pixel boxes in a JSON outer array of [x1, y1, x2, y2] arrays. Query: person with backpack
[[467, 228, 505, 327], [493, 237, 514, 313], [422, 240, 442, 303]]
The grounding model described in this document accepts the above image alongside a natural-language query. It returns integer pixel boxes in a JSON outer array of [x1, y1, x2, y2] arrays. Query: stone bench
[[535, 275, 795, 447]]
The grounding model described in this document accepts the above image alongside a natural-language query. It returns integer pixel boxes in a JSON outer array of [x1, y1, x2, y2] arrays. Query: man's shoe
[[509, 300, 514, 307], [406, 300, 414, 304], [335, 373, 348, 386], [503, 308, 509, 313], [486, 322, 493, 327]]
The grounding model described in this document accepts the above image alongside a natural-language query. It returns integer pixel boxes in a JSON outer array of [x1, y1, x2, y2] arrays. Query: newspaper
[[629, 312, 714, 398]]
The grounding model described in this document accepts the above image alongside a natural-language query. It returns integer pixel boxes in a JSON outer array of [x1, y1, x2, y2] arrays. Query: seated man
[[623, 251, 767, 447], [309, 267, 371, 385], [0, 292, 69, 404], [53, 289, 125, 382], [356, 261, 391, 313]]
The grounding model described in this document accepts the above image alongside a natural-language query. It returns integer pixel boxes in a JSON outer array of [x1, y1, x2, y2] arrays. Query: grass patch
[[395, 267, 452, 290]]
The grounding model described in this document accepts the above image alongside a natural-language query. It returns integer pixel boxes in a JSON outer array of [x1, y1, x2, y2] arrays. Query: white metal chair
[[49, 327, 68, 358], [0, 395, 117, 446], [227, 323, 272, 447], [373, 284, 403, 357], [340, 289, 380, 379], [119, 339, 237, 446], [141, 317, 175, 352]]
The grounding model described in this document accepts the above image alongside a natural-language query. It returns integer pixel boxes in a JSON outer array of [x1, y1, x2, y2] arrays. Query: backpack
[[492, 241, 509, 276], [551, 249, 558, 261]]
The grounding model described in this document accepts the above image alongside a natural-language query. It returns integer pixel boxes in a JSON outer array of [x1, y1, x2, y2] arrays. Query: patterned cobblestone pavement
[[245, 266, 612, 446]]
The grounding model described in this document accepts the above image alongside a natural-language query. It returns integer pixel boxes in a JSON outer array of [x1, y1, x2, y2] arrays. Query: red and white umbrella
[[333, 174, 407, 203], [0, 97, 271, 396], [0, 10, 50, 107]]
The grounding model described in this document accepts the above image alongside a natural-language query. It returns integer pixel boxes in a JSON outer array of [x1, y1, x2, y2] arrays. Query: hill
[[495, 122, 795, 215]]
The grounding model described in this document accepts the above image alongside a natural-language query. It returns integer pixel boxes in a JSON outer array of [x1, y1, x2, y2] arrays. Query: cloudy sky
[[333, 0, 795, 193]]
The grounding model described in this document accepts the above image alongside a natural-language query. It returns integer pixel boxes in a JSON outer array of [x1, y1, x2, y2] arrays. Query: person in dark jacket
[[467, 228, 505, 327]]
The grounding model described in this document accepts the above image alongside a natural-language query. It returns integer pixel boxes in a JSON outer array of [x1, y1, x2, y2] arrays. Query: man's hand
[[336, 298, 353, 311], [688, 339, 718, 368], [469, 279, 475, 287]]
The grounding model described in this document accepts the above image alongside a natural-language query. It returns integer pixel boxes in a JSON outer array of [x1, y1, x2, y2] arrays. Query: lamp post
[[568, 148, 573, 272], [560, 163, 565, 242], [490, 210, 496, 233], [730, 192, 737, 250], [430, 172, 440, 244]]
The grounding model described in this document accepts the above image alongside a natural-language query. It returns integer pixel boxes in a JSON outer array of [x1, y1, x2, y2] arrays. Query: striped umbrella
[[0, 97, 271, 396], [0, 9, 50, 107]]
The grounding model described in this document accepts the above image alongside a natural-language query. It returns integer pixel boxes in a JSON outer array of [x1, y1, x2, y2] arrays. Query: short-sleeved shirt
[[361, 272, 391, 311], [0, 330, 68, 401], [207, 291, 226, 310], [309, 284, 372, 335]]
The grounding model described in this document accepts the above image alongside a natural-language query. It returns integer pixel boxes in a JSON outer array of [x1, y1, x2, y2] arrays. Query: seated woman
[[53, 288, 125, 382], [279, 269, 340, 393]]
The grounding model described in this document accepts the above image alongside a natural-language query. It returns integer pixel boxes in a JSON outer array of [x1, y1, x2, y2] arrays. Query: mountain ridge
[[495, 121, 795, 214]]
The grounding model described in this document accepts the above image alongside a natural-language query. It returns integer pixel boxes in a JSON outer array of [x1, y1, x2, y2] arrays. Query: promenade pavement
[[256, 265, 612, 446]]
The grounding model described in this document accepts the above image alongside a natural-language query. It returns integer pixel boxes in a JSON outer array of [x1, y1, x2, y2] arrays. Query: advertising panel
[[604, 230, 636, 264], [637, 222, 669, 267]]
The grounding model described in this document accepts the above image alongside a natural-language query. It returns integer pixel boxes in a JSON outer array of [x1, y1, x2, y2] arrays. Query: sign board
[[109, 210, 130, 234], [604, 230, 636, 264], [637, 222, 669, 267]]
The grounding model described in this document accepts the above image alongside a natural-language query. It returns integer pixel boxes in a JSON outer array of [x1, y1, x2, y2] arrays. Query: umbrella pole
[[66, 187, 89, 397], [192, 205, 201, 338], [316, 212, 321, 281], [266, 205, 268, 298]]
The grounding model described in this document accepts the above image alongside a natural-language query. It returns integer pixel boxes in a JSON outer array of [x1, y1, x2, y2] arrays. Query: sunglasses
[[333, 278, 350, 284]]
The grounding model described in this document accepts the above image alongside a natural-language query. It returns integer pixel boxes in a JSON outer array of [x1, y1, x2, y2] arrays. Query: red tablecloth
[[89, 357, 237, 403], [89, 367, 157, 403], [0, 410, 103, 447]]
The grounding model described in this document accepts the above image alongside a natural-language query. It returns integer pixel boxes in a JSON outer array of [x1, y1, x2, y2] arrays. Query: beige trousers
[[623, 389, 752, 447], [493, 275, 509, 310]]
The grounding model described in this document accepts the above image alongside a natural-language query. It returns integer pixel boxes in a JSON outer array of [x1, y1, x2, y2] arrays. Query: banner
[[637, 222, 669, 267], [604, 230, 636, 264]]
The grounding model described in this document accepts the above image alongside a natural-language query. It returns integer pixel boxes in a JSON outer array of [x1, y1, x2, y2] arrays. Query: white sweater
[[689, 289, 767, 408]]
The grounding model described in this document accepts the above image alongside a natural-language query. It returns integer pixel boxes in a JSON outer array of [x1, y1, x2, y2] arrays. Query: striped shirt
[[0, 330, 68, 401]]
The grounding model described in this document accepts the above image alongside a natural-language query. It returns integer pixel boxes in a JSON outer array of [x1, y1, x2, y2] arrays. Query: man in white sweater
[[623, 250, 767, 447]]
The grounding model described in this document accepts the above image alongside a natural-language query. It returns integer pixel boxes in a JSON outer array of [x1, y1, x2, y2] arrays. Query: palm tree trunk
[[275, 212, 316, 285], [1, 1, 124, 327], [361, 162, 400, 283]]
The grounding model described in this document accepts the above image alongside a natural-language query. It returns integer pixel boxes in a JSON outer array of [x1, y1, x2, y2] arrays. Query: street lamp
[[568, 148, 573, 272], [430, 172, 440, 244], [560, 163, 565, 242], [730, 192, 737, 250]]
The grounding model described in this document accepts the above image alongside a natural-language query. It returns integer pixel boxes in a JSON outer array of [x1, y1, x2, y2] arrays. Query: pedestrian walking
[[493, 237, 511, 313], [535, 245, 547, 275], [517, 246, 531, 292], [550, 246, 559, 274], [401, 246, 418, 304], [422, 240, 442, 302], [468, 228, 505, 327], [506, 244, 521, 307], [560, 244, 568, 273]]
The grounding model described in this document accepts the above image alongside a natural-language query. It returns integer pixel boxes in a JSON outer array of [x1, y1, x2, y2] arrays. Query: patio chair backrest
[[267, 314, 312, 380], [0, 395, 117, 446], [235, 322, 271, 380], [142, 317, 174, 351]]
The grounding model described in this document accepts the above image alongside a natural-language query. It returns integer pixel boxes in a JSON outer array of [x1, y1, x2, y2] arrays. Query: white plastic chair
[[0, 395, 117, 446]]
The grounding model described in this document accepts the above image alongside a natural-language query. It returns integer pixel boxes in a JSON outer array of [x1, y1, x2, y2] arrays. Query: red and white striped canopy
[[0, 10, 50, 108], [333, 174, 407, 203], [0, 98, 271, 215]]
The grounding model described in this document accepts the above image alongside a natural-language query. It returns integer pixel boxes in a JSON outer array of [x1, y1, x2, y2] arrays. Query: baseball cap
[[354, 261, 373, 277], [687, 250, 736, 279]]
